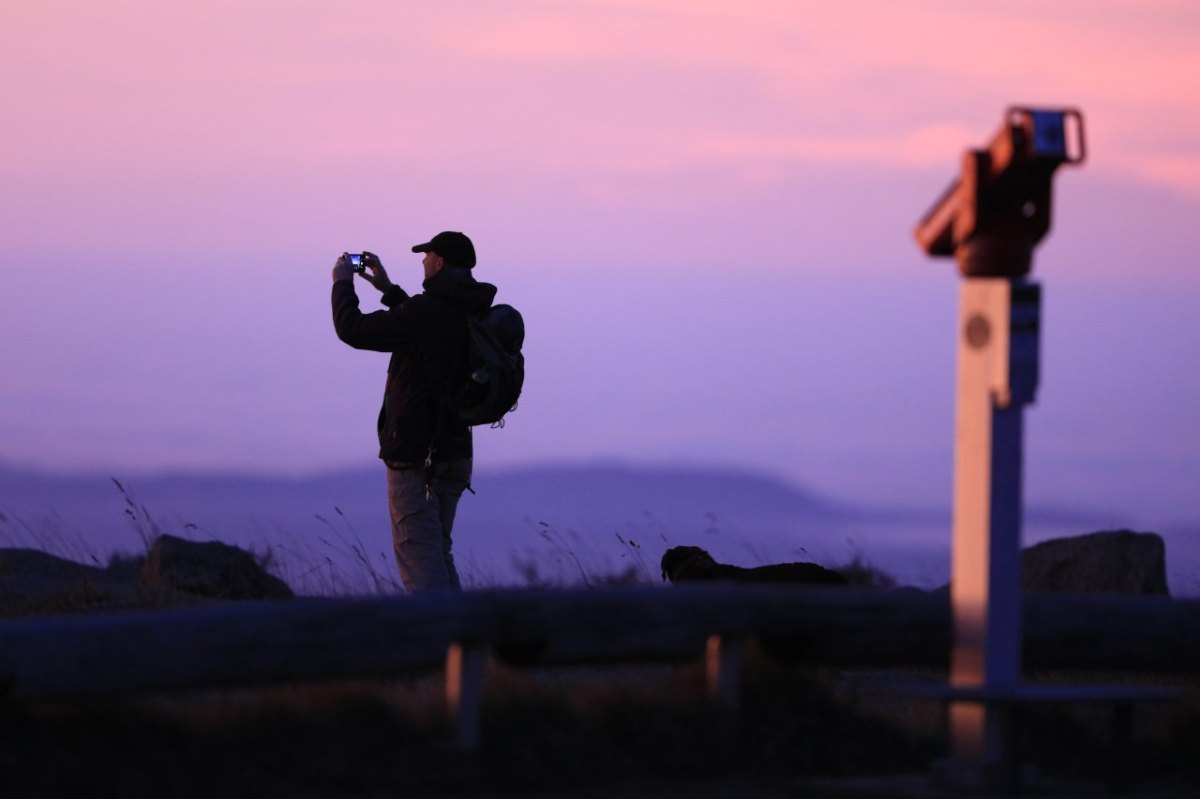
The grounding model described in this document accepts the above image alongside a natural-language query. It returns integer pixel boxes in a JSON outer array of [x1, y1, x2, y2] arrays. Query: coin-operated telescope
[[914, 107, 1086, 788], [915, 107, 1085, 277]]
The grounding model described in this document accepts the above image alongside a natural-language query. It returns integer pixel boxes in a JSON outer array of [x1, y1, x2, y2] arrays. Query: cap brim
[[411, 242, 434, 253]]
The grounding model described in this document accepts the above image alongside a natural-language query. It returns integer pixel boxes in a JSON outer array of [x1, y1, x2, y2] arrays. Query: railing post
[[705, 634, 743, 710], [445, 642, 485, 750]]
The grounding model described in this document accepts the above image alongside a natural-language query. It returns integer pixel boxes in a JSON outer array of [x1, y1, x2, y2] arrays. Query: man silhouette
[[331, 232, 496, 592]]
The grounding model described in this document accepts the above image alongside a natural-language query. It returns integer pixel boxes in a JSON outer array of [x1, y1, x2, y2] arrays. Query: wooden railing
[[2, 586, 1196, 747]]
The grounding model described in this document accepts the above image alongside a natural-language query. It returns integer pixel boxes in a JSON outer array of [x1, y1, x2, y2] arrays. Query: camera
[[347, 253, 367, 273]]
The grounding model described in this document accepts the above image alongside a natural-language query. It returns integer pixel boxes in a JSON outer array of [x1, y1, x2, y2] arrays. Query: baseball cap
[[411, 231, 476, 268]]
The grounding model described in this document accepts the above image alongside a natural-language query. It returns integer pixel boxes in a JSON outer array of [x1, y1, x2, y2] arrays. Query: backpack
[[451, 303, 525, 427]]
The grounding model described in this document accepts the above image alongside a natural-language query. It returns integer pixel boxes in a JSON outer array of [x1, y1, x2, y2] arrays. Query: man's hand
[[331, 253, 355, 283], [359, 251, 395, 293]]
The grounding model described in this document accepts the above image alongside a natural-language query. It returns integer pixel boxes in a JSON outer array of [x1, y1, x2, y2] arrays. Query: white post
[[948, 279, 1040, 772]]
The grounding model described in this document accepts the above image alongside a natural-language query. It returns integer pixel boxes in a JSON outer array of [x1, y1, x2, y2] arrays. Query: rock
[[0, 548, 105, 581], [140, 535, 293, 600], [0, 548, 158, 615], [1021, 529, 1168, 596]]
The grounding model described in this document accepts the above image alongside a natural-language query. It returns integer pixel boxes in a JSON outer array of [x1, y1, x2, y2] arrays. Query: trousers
[[385, 459, 472, 593]]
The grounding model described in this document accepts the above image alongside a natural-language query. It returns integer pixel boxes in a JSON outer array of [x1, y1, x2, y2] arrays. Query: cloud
[[1121, 154, 1200, 200], [3, 1, 1198, 230], [406, 2, 1200, 198], [691, 123, 980, 170]]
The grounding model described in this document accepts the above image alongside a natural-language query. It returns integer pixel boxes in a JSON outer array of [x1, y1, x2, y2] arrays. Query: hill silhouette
[[5, 460, 1187, 594]]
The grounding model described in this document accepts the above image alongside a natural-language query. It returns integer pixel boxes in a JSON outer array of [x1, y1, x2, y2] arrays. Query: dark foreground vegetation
[[1, 526, 1196, 797], [2, 646, 1197, 798]]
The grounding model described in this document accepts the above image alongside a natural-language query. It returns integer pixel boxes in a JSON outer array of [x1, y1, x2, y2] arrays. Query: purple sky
[[2, 2, 1198, 527]]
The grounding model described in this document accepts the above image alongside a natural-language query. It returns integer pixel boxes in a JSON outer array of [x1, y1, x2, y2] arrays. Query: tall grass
[[0, 505, 106, 568], [3, 479, 903, 601], [281, 506, 404, 595]]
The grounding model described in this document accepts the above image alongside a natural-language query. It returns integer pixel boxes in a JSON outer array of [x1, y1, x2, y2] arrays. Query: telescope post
[[945, 278, 1040, 783]]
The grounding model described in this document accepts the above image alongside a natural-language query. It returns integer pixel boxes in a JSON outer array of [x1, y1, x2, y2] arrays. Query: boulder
[[140, 535, 293, 600], [1021, 529, 1168, 596], [0, 548, 105, 581], [0, 548, 153, 614]]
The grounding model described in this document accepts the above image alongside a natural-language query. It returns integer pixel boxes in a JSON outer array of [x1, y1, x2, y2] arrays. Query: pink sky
[[2, 1, 1198, 519]]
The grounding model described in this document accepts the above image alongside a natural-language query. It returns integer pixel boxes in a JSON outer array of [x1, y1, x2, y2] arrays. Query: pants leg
[[432, 459, 471, 589], [386, 459, 471, 593]]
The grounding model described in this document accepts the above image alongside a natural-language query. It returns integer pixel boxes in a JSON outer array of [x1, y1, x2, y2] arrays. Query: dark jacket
[[332, 267, 498, 465]]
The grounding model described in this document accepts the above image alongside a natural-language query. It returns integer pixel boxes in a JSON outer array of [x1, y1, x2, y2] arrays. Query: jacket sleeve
[[380, 285, 408, 308], [331, 280, 419, 353]]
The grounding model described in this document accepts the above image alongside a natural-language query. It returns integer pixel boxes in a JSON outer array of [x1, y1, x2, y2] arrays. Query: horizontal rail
[[1, 586, 1197, 700]]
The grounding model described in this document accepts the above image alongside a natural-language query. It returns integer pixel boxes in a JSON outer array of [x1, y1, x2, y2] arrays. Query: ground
[[1, 652, 1196, 798]]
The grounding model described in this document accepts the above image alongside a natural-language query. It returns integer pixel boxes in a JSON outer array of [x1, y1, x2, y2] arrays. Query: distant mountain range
[[4, 460, 1191, 595]]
